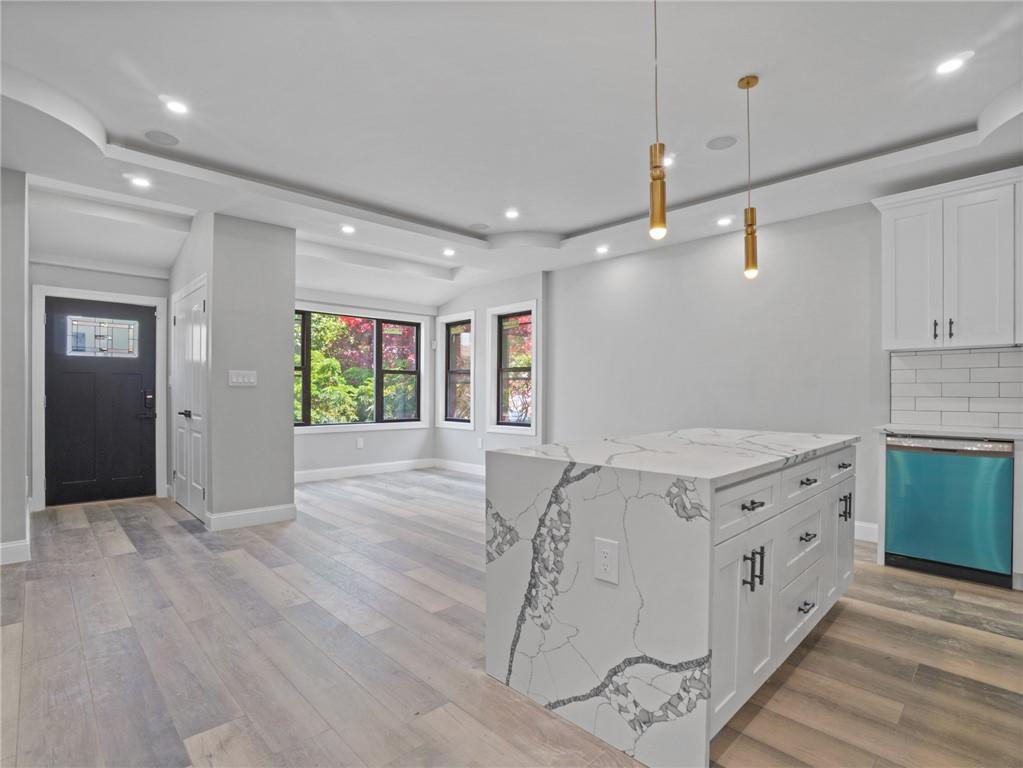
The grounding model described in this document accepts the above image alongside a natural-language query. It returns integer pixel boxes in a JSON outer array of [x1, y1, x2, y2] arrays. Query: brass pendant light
[[738, 74, 759, 278], [648, 0, 667, 240]]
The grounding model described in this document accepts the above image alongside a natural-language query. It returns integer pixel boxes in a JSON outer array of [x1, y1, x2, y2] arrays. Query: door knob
[[177, 409, 192, 418]]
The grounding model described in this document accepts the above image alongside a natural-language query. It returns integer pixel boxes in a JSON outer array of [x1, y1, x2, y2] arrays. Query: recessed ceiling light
[[936, 50, 974, 75], [341, 224, 356, 234], [717, 216, 733, 227], [706, 135, 737, 151], [595, 244, 610, 255], [159, 95, 190, 114], [469, 222, 490, 231], [443, 248, 456, 257], [144, 130, 180, 147], [122, 173, 151, 188], [504, 208, 520, 220]]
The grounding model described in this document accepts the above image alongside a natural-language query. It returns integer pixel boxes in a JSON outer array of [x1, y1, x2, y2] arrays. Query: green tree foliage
[[294, 313, 419, 424]]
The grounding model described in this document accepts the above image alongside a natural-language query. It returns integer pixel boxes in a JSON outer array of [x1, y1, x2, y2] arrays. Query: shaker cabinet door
[[710, 523, 778, 736], [881, 201, 943, 350], [942, 186, 1015, 348]]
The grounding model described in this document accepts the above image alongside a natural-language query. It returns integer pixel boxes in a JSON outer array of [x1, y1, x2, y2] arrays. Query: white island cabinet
[[485, 428, 858, 768]]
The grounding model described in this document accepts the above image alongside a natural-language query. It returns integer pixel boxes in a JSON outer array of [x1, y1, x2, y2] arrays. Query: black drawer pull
[[741, 499, 766, 512], [933, 319, 939, 340], [799, 477, 818, 488], [797, 600, 816, 614], [799, 531, 818, 543], [837, 462, 852, 470]]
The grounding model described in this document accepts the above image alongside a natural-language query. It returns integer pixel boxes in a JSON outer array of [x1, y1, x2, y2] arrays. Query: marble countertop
[[880, 423, 1023, 442], [492, 428, 859, 488]]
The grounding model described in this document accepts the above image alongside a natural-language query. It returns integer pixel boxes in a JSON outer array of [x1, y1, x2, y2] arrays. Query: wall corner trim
[[206, 503, 296, 532], [0, 539, 30, 565], [854, 521, 879, 543]]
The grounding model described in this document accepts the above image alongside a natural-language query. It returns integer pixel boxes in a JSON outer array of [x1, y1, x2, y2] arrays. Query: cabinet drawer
[[776, 494, 826, 589], [825, 446, 856, 487], [781, 457, 826, 506], [713, 472, 783, 544], [774, 557, 825, 658]]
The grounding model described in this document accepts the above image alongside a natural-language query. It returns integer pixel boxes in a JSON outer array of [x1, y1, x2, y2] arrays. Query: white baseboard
[[0, 539, 30, 565], [431, 459, 485, 477], [295, 459, 435, 483], [207, 503, 296, 532], [29, 496, 44, 513], [855, 521, 878, 543]]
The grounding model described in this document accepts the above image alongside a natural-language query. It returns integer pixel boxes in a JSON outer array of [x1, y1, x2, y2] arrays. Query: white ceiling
[[2, 1, 1021, 306]]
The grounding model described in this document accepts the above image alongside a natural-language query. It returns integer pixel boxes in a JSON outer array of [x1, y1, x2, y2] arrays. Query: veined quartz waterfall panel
[[485, 451, 712, 767]]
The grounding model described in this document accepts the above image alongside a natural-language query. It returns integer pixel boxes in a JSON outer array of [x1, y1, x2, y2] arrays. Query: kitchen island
[[485, 428, 859, 767]]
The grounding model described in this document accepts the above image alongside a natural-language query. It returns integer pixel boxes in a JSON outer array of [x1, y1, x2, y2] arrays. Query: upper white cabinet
[[875, 168, 1021, 351]]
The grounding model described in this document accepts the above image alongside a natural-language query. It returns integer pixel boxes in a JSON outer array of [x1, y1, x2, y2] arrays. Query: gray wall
[[435, 272, 544, 466], [544, 204, 889, 523], [1, 169, 28, 545], [208, 214, 296, 514]]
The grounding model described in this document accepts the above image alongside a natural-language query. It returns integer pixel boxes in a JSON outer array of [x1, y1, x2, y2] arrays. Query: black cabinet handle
[[838, 462, 852, 470], [754, 545, 765, 586], [177, 409, 192, 419], [799, 477, 818, 488], [839, 492, 853, 521], [742, 552, 757, 592], [799, 531, 818, 543], [933, 319, 939, 340], [797, 600, 816, 614], [949, 318, 954, 338], [741, 499, 766, 512], [136, 413, 157, 420]]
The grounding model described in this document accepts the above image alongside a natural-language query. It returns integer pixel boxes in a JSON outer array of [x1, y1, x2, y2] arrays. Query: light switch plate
[[356, 437, 365, 449], [228, 370, 257, 387], [594, 537, 619, 584]]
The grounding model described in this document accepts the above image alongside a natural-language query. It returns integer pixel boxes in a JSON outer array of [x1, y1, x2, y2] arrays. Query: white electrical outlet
[[356, 437, 365, 449], [594, 537, 619, 584], [477, 438, 483, 449]]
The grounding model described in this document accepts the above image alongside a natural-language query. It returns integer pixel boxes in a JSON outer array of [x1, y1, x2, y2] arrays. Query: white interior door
[[172, 282, 207, 518], [942, 185, 1015, 348]]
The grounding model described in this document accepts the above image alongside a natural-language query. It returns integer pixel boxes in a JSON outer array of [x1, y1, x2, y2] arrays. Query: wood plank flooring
[[0, 471, 1020, 767]]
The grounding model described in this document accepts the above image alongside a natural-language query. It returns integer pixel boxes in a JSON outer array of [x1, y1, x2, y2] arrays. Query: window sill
[[437, 420, 475, 432], [295, 421, 429, 435], [487, 424, 537, 436]]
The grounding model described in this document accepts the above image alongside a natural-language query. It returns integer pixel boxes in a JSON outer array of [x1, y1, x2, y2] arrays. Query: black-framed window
[[444, 320, 472, 422], [496, 311, 532, 427], [294, 310, 420, 426]]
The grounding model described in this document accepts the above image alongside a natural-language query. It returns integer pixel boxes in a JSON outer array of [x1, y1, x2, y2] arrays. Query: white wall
[[544, 204, 889, 523], [435, 272, 544, 466], [1, 169, 29, 549], [208, 214, 296, 515]]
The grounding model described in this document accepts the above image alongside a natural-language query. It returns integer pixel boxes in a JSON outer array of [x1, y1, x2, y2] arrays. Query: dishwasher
[[886, 435, 1013, 588]]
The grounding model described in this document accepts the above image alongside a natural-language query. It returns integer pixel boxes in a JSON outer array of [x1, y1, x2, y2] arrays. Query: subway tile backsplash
[[890, 347, 1023, 430]]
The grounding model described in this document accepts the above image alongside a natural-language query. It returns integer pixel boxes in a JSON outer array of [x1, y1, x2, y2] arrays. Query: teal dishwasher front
[[885, 435, 1013, 587]]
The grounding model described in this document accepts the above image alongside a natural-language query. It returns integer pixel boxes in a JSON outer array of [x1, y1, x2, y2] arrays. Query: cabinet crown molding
[[872, 166, 1022, 211]]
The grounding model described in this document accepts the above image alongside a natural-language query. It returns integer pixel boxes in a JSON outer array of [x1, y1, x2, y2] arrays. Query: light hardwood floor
[[1, 470, 1020, 768]]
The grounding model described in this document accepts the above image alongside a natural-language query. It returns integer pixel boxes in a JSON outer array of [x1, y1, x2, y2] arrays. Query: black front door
[[45, 297, 157, 505]]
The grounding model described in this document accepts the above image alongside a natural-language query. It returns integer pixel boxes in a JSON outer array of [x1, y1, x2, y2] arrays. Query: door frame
[[31, 285, 168, 512], [170, 274, 210, 523]]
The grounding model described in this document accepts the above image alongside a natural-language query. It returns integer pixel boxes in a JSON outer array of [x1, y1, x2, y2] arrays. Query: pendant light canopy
[[648, 0, 667, 240], [738, 74, 759, 278]]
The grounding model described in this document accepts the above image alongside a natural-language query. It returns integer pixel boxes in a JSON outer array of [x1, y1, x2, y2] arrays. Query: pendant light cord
[[745, 86, 752, 208], [653, 0, 660, 143]]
